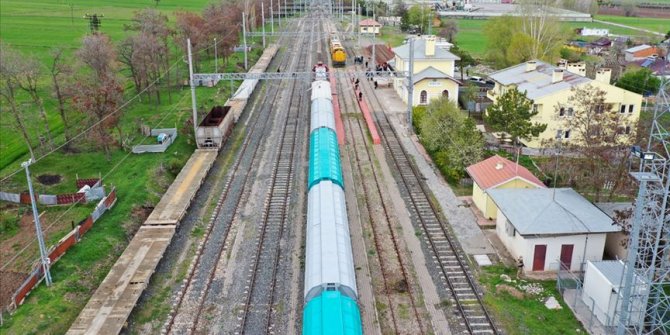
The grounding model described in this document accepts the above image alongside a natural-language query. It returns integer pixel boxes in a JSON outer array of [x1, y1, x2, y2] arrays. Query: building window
[[620, 105, 626, 114], [442, 90, 449, 98], [629, 104, 634, 113], [595, 104, 605, 114], [625, 125, 631, 134], [567, 107, 574, 116], [533, 104, 539, 113], [505, 220, 515, 237], [564, 129, 571, 139], [559, 107, 565, 117], [420, 90, 428, 105]]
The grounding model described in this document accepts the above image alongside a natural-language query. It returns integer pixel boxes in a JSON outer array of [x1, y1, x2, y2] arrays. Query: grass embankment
[[0, 0, 272, 333], [479, 265, 586, 334]]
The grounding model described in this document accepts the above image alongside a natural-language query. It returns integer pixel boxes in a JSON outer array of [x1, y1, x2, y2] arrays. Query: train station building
[[391, 35, 461, 106]]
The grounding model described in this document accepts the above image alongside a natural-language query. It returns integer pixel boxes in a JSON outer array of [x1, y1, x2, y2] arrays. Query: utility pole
[[271, 0, 274, 34], [22, 159, 52, 287], [357, 5, 361, 48], [214, 38, 218, 73], [242, 12, 248, 70], [278, 0, 282, 26], [372, 11, 376, 69], [407, 37, 414, 133], [261, 2, 266, 48], [187, 38, 198, 135]]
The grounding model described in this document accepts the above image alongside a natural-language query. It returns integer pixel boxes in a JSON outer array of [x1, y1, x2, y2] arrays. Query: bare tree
[[15, 56, 55, 149], [118, 37, 143, 95], [203, 3, 242, 65], [0, 44, 36, 160], [72, 34, 125, 159], [544, 84, 635, 201], [517, 0, 568, 62], [438, 19, 458, 43], [175, 11, 208, 67], [127, 9, 172, 101], [49, 48, 74, 149]]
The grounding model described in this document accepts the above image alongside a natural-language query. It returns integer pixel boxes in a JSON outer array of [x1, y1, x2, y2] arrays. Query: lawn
[[0, 0, 272, 333], [595, 14, 670, 34], [479, 265, 586, 334], [450, 18, 662, 58]]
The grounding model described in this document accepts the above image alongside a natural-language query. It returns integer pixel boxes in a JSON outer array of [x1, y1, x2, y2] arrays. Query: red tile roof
[[466, 155, 545, 190], [359, 18, 381, 26]]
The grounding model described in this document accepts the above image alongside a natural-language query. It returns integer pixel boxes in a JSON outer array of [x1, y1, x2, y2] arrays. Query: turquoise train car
[[303, 291, 363, 335], [304, 70, 362, 335], [308, 128, 343, 190]]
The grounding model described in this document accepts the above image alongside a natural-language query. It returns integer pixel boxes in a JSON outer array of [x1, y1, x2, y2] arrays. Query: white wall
[[582, 261, 616, 325], [495, 208, 608, 272]]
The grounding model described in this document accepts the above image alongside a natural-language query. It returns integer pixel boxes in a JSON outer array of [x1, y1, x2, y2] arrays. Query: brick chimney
[[595, 68, 612, 84], [525, 60, 537, 72], [424, 35, 436, 57], [551, 69, 564, 83]]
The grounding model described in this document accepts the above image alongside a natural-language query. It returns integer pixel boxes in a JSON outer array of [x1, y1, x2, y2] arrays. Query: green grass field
[[0, 1, 273, 333], [595, 15, 670, 34], [451, 17, 664, 58], [479, 265, 585, 334]]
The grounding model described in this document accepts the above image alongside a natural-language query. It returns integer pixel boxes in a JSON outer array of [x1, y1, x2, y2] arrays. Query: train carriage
[[330, 34, 346, 67]]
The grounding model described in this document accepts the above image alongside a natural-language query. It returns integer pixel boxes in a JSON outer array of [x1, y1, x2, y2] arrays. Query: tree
[[49, 48, 74, 148], [546, 85, 635, 201], [437, 19, 458, 43], [517, 0, 569, 61], [483, 16, 522, 68], [0, 43, 36, 160], [616, 68, 661, 96], [203, 2, 242, 65], [418, 98, 485, 181], [175, 11, 207, 67], [484, 5, 568, 68], [72, 34, 124, 159], [126, 9, 172, 101], [407, 5, 432, 33], [15, 54, 55, 148], [449, 44, 475, 81], [485, 89, 547, 146]]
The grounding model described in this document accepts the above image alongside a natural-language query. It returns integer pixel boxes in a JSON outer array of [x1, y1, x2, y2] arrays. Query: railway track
[[235, 16, 312, 335], [164, 18, 306, 335], [356, 59, 500, 334], [337, 68, 427, 335]]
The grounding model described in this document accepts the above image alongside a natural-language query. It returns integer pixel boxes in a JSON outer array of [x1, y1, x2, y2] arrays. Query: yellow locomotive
[[330, 34, 346, 67]]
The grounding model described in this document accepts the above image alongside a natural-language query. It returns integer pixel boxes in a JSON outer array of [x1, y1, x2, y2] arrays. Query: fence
[[5, 188, 117, 312], [557, 263, 616, 334], [131, 128, 178, 154], [0, 178, 104, 205]]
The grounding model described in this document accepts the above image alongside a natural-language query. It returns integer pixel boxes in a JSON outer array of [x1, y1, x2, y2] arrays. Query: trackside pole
[[187, 38, 198, 135]]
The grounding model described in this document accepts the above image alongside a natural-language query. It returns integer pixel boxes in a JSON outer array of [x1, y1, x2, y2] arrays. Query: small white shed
[[582, 260, 646, 327]]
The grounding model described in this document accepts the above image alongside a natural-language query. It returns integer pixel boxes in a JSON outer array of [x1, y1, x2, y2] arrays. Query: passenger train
[[329, 34, 347, 67], [303, 63, 363, 334]]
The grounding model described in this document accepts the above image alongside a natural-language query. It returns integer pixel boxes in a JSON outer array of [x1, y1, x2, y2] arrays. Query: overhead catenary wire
[[0, 26, 263, 271], [0, 31, 241, 185], [0, 91, 190, 272]]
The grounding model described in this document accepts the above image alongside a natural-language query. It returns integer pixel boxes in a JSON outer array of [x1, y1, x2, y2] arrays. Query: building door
[[560, 244, 574, 270], [532, 244, 547, 271]]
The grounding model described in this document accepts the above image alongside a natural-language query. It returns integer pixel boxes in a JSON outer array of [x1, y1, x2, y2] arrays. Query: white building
[[580, 27, 609, 36], [488, 188, 621, 273]]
